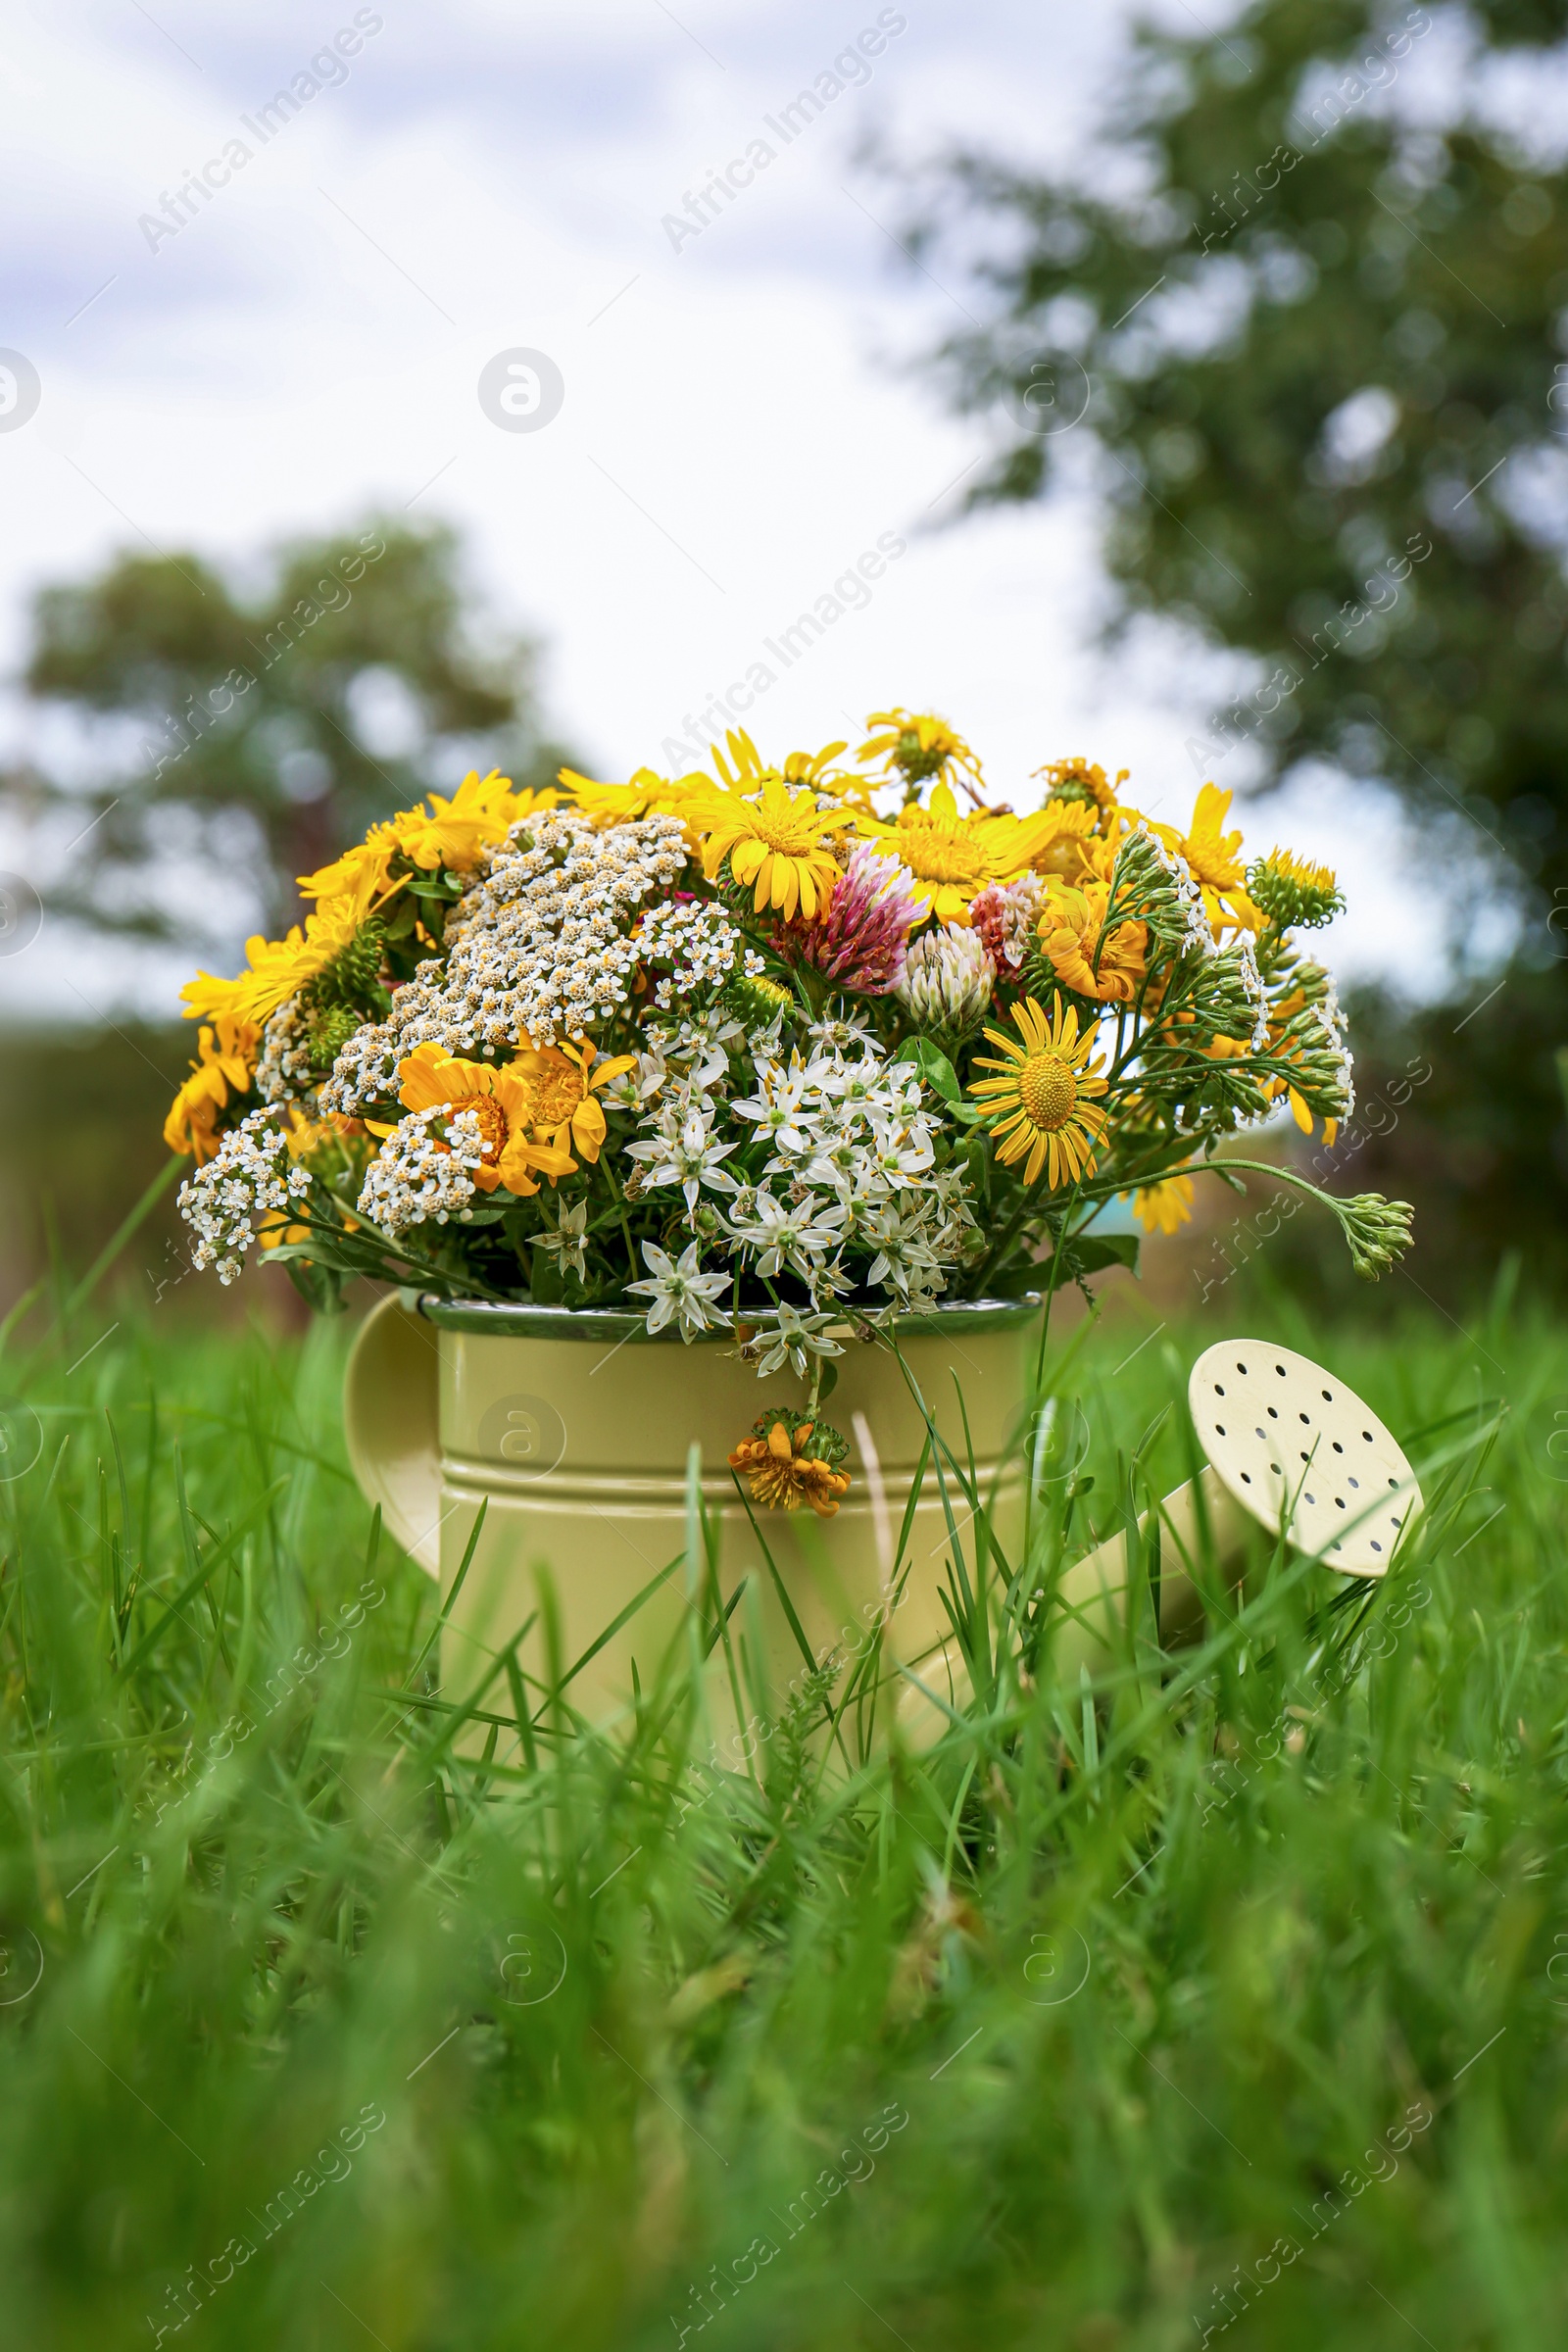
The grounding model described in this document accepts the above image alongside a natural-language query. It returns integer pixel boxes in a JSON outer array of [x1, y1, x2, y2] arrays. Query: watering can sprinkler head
[[1185, 1338, 1422, 1579]]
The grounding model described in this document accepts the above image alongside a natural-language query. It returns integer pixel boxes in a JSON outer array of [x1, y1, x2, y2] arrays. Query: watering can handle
[[342, 1293, 443, 1579]]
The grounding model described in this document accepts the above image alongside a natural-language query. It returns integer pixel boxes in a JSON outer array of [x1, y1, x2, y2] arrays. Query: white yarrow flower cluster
[[633, 899, 764, 1011], [321, 811, 686, 1112], [356, 1105, 484, 1233], [253, 997, 318, 1104], [177, 1108, 311, 1285]]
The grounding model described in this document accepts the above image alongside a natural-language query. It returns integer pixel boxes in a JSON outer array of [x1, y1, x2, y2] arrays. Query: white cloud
[[0, 0, 1494, 1021]]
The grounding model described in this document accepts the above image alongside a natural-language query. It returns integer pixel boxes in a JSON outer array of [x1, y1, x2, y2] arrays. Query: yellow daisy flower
[[163, 1013, 259, 1160], [509, 1034, 635, 1168], [968, 995, 1109, 1191], [1030, 798, 1104, 886], [695, 774, 854, 920], [1034, 757, 1128, 833], [857, 783, 1055, 926], [390, 1045, 573, 1196], [389, 767, 552, 872], [1123, 1173, 1196, 1236], [858, 710, 985, 799], [294, 835, 396, 926], [557, 765, 708, 826], [1038, 881, 1148, 1004], [1177, 783, 1262, 938], [298, 771, 553, 921], [179, 893, 365, 1031]]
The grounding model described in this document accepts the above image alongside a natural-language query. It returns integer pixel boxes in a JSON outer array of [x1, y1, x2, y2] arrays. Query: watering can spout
[[897, 1338, 1423, 1744]]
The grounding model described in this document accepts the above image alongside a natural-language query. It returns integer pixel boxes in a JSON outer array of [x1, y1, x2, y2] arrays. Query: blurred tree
[[14, 517, 569, 939], [895, 0, 1568, 1281]]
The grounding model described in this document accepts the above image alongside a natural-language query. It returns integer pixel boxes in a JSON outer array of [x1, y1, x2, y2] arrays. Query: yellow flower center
[[897, 814, 988, 888], [748, 799, 825, 855], [1017, 1052, 1078, 1132], [466, 1098, 510, 1163], [1036, 838, 1090, 882], [527, 1067, 585, 1127]]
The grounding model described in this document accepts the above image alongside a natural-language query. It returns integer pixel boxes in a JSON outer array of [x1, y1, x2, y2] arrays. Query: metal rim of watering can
[[406, 1290, 1050, 1343]]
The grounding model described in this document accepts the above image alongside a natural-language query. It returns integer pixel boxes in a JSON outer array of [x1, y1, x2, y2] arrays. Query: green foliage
[[909, 0, 1568, 817], [0, 1026, 193, 1311], [892, 1035, 963, 1104], [14, 518, 571, 937], [0, 1294, 1564, 2347], [1057, 1227, 1141, 1283], [897, 0, 1568, 1271]]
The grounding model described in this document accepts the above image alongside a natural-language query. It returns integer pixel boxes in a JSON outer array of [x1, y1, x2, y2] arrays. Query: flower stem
[[597, 1152, 641, 1285]]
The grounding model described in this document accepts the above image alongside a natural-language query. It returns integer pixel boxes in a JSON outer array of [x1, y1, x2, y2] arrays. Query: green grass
[[1, 1276, 1565, 2352]]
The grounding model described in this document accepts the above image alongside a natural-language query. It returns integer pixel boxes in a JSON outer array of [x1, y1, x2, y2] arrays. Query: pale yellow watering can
[[344, 1296, 1421, 1755]]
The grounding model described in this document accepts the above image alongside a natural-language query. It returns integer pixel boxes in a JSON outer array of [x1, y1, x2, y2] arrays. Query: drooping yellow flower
[[163, 1014, 259, 1160], [391, 1045, 574, 1196], [180, 893, 365, 1030], [510, 1035, 635, 1166], [695, 775, 853, 920], [1262, 1062, 1338, 1150], [1123, 1174, 1196, 1235], [1038, 881, 1149, 1004], [858, 710, 985, 798], [727, 1418, 853, 1518], [1178, 784, 1262, 938], [779, 738, 872, 806], [968, 995, 1109, 1191], [857, 783, 1055, 926]]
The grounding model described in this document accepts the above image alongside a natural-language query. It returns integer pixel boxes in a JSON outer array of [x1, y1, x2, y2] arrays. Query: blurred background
[[3, 0, 1565, 1318]]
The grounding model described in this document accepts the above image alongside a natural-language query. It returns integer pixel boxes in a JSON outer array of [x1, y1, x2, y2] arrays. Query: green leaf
[[894, 1037, 961, 1103], [1060, 1232, 1141, 1280], [283, 1255, 345, 1314]]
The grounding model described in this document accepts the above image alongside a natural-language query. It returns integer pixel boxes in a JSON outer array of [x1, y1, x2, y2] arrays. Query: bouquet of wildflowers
[[168, 710, 1410, 1511]]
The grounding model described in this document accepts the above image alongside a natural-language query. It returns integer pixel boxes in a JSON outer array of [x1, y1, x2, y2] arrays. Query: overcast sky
[[0, 0, 1516, 1022]]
